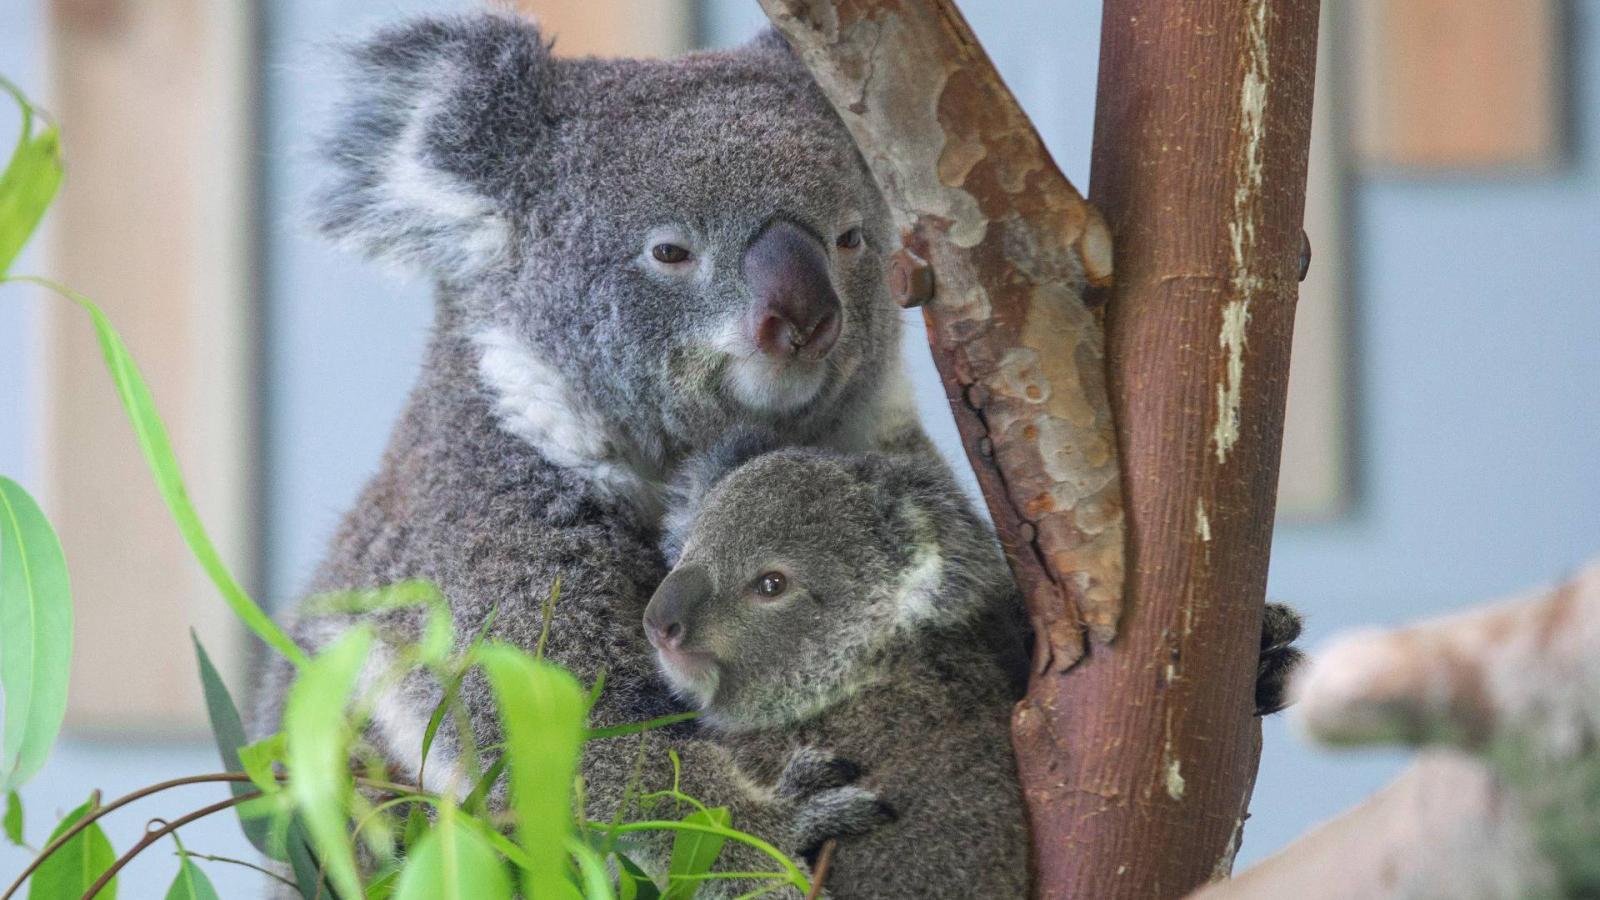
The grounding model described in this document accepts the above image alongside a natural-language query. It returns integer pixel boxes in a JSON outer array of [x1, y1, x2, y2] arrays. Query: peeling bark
[[759, 2, 1319, 897], [1193, 560, 1600, 900], [757, 0, 1126, 678]]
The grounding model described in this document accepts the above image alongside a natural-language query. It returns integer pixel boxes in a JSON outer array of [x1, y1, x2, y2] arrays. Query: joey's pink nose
[[743, 219, 842, 361]]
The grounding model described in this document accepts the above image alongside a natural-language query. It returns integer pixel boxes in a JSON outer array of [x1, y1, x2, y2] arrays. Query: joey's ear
[[313, 13, 554, 281], [659, 430, 780, 565]]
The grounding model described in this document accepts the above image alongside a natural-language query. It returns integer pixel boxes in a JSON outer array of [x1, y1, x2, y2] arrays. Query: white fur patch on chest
[[472, 325, 653, 503]]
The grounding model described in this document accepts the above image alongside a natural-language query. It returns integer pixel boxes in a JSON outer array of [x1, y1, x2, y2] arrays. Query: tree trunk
[[1032, 2, 1321, 896], [757, 1, 1319, 897]]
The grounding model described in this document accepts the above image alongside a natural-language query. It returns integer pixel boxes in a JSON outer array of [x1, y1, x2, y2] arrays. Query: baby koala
[[647, 445, 1031, 898]]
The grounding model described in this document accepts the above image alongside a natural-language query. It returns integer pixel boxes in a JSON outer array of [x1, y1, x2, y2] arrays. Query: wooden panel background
[[1353, 0, 1560, 170], [1278, 9, 1351, 519], [45, 0, 254, 734], [513, 0, 695, 57]]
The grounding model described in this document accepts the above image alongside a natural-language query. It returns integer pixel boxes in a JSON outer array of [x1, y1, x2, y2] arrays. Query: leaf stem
[[83, 792, 263, 899]]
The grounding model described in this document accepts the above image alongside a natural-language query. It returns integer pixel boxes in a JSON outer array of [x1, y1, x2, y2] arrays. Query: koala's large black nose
[[743, 219, 842, 361], [645, 565, 712, 651]]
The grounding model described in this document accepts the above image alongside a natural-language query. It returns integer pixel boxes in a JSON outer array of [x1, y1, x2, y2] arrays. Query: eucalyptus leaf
[[192, 632, 279, 859], [3, 789, 21, 846], [664, 807, 730, 900], [164, 854, 222, 900], [0, 477, 71, 793], [284, 628, 373, 900], [29, 796, 116, 900], [616, 853, 661, 900], [393, 810, 513, 900], [478, 645, 587, 899], [0, 78, 63, 277], [1, 277, 305, 668]]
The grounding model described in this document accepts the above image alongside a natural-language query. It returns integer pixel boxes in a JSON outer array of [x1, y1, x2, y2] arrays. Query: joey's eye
[[652, 243, 692, 264], [755, 572, 788, 599], [835, 227, 864, 250]]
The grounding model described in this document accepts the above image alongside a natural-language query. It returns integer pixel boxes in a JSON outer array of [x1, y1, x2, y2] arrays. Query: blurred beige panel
[[45, 0, 253, 735], [1353, 0, 1560, 170], [1279, 5, 1350, 520], [514, 0, 695, 57]]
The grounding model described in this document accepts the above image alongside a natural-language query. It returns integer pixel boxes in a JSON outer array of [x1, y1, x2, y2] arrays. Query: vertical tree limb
[[1034, 2, 1319, 896], [759, 1, 1318, 896]]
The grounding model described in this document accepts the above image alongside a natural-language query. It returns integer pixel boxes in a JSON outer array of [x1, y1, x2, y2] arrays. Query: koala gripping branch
[[756, 0, 1125, 680], [764, 1, 1321, 898]]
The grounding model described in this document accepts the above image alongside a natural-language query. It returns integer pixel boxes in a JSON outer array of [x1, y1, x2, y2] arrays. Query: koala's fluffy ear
[[313, 13, 553, 282], [659, 431, 780, 565]]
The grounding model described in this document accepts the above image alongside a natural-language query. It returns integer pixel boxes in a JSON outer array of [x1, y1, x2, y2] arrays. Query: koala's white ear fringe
[[892, 503, 946, 625], [312, 13, 535, 282]]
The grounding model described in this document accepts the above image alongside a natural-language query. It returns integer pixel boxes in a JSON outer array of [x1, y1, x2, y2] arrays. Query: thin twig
[[2, 774, 254, 900], [178, 851, 301, 891], [83, 792, 263, 899], [805, 839, 839, 900]]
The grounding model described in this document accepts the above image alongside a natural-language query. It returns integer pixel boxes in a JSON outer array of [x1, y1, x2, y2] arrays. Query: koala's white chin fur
[[711, 319, 829, 413], [473, 326, 655, 504]]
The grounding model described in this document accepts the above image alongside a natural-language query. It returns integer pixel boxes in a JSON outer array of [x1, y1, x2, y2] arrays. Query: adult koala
[[254, 9, 929, 868]]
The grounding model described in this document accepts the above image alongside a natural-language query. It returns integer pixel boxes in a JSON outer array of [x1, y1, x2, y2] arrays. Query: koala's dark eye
[[755, 572, 788, 599], [652, 243, 692, 264], [835, 227, 864, 250]]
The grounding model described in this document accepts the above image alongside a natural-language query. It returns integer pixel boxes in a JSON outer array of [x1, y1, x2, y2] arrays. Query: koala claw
[[776, 747, 864, 801], [794, 785, 898, 865], [776, 748, 895, 862], [1256, 602, 1306, 716]]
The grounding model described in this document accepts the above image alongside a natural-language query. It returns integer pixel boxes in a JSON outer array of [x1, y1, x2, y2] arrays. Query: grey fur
[[252, 9, 940, 888], [648, 448, 1032, 898]]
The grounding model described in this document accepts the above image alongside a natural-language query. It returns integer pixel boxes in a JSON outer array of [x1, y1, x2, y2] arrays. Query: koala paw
[[776, 748, 896, 863], [1256, 602, 1306, 716]]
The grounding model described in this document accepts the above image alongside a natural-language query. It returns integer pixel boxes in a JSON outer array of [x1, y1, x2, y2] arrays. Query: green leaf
[[366, 864, 401, 900], [0, 477, 71, 793], [664, 807, 730, 900], [585, 712, 699, 743], [568, 836, 617, 900], [191, 632, 280, 859], [4, 789, 21, 846], [0, 78, 63, 277], [284, 628, 373, 900], [29, 796, 116, 900], [238, 733, 288, 796], [285, 822, 336, 900], [164, 854, 222, 900], [615, 853, 661, 900], [478, 645, 587, 900], [402, 802, 429, 853], [393, 809, 513, 900], [463, 754, 509, 818], [1, 277, 306, 668]]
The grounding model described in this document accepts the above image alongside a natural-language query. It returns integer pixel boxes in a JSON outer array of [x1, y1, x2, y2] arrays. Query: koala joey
[[648, 446, 1033, 898]]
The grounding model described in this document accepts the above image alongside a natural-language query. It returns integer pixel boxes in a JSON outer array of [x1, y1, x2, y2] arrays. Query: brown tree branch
[[1192, 559, 1600, 899], [1022, 3, 1319, 896], [756, 0, 1124, 679]]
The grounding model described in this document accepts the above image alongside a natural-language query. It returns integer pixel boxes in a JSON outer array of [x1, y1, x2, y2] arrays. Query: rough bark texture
[[759, 2, 1320, 897], [1193, 559, 1600, 900], [756, 0, 1125, 679], [1010, 3, 1320, 896]]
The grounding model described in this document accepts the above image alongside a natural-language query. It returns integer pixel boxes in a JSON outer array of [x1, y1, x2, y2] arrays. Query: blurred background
[[2, 0, 1596, 893]]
